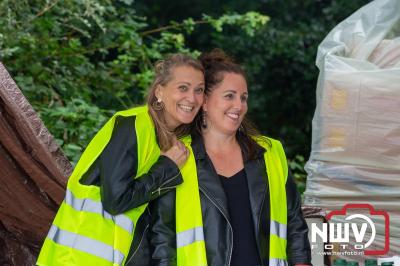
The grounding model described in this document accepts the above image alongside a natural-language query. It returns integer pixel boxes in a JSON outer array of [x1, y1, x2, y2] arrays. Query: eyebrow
[[177, 81, 205, 86], [223, 89, 248, 95]]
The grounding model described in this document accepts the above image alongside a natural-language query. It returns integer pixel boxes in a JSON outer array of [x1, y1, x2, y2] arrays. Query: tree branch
[[140, 20, 208, 36], [50, 19, 210, 58], [35, 0, 60, 18]]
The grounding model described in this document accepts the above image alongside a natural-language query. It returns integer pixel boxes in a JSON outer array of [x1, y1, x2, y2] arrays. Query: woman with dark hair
[[149, 49, 311, 266], [38, 54, 205, 266]]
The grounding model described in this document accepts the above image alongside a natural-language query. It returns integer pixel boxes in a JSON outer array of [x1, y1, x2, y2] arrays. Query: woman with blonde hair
[[38, 53, 205, 266]]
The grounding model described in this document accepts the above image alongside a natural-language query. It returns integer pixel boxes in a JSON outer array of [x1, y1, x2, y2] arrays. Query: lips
[[178, 104, 195, 113], [226, 112, 240, 121]]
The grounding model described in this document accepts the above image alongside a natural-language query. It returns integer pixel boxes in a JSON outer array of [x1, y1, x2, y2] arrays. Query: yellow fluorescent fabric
[[176, 136, 207, 266], [263, 138, 288, 261], [175, 136, 288, 265], [37, 106, 160, 266]]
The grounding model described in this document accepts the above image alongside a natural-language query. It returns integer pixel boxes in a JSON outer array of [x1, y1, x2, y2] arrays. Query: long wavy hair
[[197, 49, 270, 160], [146, 54, 204, 150]]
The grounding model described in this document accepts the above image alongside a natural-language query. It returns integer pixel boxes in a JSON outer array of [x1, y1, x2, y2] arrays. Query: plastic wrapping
[[304, 0, 400, 262]]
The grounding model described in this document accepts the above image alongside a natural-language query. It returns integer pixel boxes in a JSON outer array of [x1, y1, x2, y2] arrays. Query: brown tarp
[[0, 62, 72, 266]]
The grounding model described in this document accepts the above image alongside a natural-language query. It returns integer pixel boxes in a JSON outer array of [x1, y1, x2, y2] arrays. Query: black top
[[219, 169, 261, 266]]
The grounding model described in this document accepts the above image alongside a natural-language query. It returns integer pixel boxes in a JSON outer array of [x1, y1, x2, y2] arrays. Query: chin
[[178, 116, 195, 125], [227, 123, 241, 132], [219, 126, 240, 135]]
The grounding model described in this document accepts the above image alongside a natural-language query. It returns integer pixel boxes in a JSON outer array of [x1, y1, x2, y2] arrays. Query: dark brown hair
[[198, 48, 270, 160], [147, 53, 204, 150]]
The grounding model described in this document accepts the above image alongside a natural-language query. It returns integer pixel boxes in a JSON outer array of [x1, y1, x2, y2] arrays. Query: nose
[[233, 97, 243, 110], [186, 90, 196, 103]]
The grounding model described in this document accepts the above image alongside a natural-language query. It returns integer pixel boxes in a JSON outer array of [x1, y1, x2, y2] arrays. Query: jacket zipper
[[125, 224, 149, 265], [151, 172, 180, 196], [156, 185, 177, 192], [199, 187, 233, 266], [257, 186, 267, 266]]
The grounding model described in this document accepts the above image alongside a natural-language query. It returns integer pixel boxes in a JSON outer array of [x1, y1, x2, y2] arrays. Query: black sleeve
[[149, 189, 177, 266], [286, 172, 312, 265], [80, 115, 183, 215]]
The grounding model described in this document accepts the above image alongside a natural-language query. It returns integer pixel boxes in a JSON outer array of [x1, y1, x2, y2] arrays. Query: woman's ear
[[155, 85, 163, 101], [202, 95, 208, 112]]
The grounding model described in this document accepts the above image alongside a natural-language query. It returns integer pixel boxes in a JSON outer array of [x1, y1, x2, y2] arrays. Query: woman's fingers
[[161, 141, 189, 168]]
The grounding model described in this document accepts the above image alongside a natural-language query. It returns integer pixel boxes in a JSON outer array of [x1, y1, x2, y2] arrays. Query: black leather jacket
[[149, 134, 311, 266], [80, 115, 183, 265]]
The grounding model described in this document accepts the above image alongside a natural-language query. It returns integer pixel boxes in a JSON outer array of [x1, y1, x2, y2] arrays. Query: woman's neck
[[202, 129, 238, 153], [163, 115, 178, 131], [202, 128, 244, 177]]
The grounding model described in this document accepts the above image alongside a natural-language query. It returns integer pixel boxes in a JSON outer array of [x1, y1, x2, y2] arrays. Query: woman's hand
[[161, 140, 189, 168]]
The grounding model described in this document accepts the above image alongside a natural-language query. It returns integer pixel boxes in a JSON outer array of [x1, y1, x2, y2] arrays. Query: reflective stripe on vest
[[176, 136, 288, 265], [37, 106, 160, 266], [176, 226, 205, 248], [47, 225, 125, 264], [270, 219, 287, 240], [65, 189, 134, 234], [269, 258, 289, 266]]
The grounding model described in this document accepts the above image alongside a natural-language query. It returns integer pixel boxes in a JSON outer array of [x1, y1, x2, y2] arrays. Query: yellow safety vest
[[176, 136, 288, 266], [37, 106, 160, 266]]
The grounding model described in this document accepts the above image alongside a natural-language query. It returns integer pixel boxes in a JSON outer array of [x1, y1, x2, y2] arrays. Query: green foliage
[[0, 0, 268, 165], [1, 0, 372, 191], [288, 155, 307, 195], [203, 12, 269, 36], [40, 98, 111, 164], [133, 0, 371, 192]]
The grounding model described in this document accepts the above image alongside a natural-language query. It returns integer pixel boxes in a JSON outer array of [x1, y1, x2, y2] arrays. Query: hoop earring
[[202, 111, 207, 129], [153, 98, 165, 111], [238, 123, 244, 132]]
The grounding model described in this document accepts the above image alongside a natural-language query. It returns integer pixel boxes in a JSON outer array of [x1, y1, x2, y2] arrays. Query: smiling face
[[156, 65, 205, 129], [203, 72, 248, 135]]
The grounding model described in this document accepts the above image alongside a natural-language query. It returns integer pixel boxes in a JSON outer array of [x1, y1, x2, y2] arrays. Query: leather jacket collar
[[191, 133, 231, 219], [191, 132, 266, 160], [191, 133, 270, 261]]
